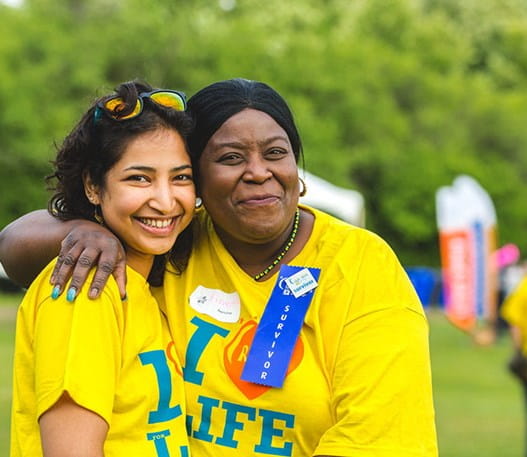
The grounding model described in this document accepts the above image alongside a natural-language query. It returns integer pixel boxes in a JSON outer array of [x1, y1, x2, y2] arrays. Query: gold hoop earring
[[94, 205, 104, 225], [299, 177, 307, 197]]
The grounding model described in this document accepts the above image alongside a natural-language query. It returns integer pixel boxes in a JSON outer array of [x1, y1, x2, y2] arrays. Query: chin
[[242, 225, 281, 242], [140, 242, 175, 256]]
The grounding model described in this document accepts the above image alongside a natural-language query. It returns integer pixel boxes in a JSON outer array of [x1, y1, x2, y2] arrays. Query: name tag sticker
[[241, 265, 321, 388], [284, 267, 318, 298], [189, 285, 240, 323]]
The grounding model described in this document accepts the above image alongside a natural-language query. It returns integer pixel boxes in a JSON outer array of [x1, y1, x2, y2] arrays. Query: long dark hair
[[46, 80, 194, 284]]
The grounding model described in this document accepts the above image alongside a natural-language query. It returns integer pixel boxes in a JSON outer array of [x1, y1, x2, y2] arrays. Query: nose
[[149, 181, 178, 214], [242, 156, 272, 183]]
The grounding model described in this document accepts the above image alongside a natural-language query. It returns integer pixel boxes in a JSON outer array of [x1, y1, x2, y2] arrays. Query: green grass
[[0, 295, 523, 456], [0, 291, 20, 457], [429, 309, 523, 456]]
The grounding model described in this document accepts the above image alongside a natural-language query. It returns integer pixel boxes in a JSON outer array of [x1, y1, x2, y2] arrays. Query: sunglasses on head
[[95, 89, 187, 122]]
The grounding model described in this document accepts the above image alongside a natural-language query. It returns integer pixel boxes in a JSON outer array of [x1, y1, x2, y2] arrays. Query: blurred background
[[1, 0, 527, 455]]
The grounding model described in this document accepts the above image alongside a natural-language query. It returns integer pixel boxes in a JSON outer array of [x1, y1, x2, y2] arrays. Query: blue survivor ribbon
[[241, 265, 321, 388]]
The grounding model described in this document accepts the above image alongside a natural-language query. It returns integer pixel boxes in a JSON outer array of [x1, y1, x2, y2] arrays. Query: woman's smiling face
[[85, 127, 195, 276], [198, 108, 300, 245]]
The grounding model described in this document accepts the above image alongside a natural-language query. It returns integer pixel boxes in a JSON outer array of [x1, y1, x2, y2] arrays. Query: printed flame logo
[[223, 319, 304, 400]]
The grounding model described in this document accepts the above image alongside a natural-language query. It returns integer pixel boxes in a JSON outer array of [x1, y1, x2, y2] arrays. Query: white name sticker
[[189, 286, 241, 323], [284, 268, 318, 298]]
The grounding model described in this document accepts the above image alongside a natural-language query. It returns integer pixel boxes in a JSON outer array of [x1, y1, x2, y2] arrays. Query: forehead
[[208, 108, 289, 146], [117, 128, 189, 164]]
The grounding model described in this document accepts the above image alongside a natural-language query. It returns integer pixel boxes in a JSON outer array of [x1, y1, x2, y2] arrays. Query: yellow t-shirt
[[501, 276, 527, 354], [11, 262, 190, 457], [156, 206, 438, 457]]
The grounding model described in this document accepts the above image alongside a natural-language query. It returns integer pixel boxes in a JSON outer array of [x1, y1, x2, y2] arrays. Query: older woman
[[0, 78, 438, 457]]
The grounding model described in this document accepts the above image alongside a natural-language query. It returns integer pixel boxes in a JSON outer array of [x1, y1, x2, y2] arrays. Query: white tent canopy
[[300, 170, 365, 227], [0, 263, 8, 281]]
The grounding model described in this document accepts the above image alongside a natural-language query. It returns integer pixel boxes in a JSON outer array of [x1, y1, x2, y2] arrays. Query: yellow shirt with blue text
[[156, 206, 438, 457], [11, 262, 190, 457]]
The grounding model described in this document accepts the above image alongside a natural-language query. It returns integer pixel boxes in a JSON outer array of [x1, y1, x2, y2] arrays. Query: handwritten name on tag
[[189, 285, 240, 323]]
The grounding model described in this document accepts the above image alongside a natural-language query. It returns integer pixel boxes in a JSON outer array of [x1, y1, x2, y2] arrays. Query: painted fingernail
[[51, 285, 61, 300], [89, 288, 99, 299], [121, 293, 128, 302], [66, 287, 77, 302]]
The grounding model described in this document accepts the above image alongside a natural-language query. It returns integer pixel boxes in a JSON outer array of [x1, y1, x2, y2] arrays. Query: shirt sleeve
[[501, 277, 527, 329], [501, 277, 527, 353], [314, 234, 438, 457], [34, 287, 123, 425]]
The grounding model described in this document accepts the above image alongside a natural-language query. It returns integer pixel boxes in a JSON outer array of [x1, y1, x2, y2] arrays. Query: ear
[[82, 171, 101, 205]]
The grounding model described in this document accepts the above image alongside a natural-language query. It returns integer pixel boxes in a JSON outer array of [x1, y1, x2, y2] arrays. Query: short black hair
[[187, 78, 303, 189]]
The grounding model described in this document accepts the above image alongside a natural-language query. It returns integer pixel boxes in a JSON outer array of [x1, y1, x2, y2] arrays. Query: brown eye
[[126, 175, 149, 182], [218, 153, 243, 164], [266, 148, 287, 159], [173, 173, 193, 182]]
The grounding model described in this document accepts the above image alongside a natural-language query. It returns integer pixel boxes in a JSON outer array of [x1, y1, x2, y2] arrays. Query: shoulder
[[304, 207, 423, 317], [502, 276, 527, 323], [306, 205, 397, 266]]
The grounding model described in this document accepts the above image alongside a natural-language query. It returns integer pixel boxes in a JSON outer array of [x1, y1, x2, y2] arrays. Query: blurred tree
[[2, 0, 527, 266]]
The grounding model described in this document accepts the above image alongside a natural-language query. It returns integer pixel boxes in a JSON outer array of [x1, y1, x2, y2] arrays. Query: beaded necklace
[[253, 208, 300, 281]]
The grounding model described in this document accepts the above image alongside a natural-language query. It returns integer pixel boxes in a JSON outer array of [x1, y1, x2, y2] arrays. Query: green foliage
[[2, 0, 527, 265]]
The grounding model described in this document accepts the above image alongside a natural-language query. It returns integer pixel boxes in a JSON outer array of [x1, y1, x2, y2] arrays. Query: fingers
[[50, 235, 85, 296], [50, 233, 127, 301], [66, 247, 106, 301], [86, 258, 118, 300], [87, 238, 126, 300], [110, 258, 128, 301]]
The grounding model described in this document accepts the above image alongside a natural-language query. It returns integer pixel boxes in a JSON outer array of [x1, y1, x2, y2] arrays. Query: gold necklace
[[253, 209, 300, 281]]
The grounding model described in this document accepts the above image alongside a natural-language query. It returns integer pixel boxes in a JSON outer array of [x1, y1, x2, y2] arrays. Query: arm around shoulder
[[0, 210, 68, 287], [0, 209, 126, 298]]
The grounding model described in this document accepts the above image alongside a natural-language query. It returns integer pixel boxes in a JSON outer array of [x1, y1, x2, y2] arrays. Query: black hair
[[186, 78, 304, 190], [46, 80, 194, 284]]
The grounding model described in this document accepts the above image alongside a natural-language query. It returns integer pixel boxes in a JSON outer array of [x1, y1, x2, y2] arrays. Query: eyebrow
[[215, 135, 290, 149], [123, 164, 192, 172]]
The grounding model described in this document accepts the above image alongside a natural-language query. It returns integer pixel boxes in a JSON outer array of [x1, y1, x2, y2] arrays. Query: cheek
[[182, 188, 198, 211], [100, 192, 143, 217], [201, 175, 230, 199]]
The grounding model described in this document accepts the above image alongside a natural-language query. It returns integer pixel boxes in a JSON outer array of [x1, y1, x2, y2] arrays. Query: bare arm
[[0, 210, 65, 287], [39, 392, 108, 457], [0, 209, 126, 299]]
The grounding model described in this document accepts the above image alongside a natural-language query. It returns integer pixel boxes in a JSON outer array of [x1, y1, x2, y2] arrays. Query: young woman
[[10, 80, 196, 457], [3, 79, 438, 456]]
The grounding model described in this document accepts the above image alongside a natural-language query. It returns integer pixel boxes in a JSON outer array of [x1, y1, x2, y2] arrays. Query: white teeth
[[139, 218, 173, 228]]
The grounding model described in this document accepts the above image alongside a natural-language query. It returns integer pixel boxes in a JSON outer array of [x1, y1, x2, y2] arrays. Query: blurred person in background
[[501, 271, 527, 457], [1, 78, 438, 457]]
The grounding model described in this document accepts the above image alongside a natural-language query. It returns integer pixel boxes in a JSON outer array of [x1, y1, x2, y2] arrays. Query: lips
[[134, 217, 182, 236], [238, 194, 279, 205]]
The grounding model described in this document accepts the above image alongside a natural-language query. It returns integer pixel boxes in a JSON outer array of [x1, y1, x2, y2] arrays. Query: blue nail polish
[[66, 287, 77, 302], [51, 286, 61, 300]]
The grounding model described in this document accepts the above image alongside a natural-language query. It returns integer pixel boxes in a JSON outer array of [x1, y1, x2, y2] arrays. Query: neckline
[[207, 205, 320, 285]]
